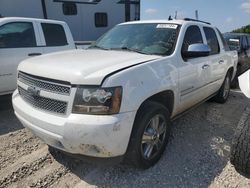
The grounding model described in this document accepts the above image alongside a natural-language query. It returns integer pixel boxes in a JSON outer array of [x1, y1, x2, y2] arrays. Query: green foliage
[[232, 25, 250, 34]]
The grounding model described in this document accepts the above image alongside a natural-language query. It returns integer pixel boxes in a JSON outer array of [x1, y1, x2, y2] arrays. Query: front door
[[0, 21, 43, 94]]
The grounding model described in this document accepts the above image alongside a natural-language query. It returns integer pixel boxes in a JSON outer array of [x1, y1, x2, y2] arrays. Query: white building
[[0, 0, 140, 41]]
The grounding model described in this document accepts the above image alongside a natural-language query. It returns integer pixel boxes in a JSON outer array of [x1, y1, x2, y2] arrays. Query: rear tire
[[230, 108, 250, 175], [125, 101, 171, 169], [213, 72, 231, 104]]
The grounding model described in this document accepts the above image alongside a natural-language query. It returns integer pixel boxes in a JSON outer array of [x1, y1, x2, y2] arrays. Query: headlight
[[72, 86, 122, 115]]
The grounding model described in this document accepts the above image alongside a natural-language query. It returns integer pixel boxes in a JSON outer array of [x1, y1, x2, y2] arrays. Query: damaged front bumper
[[12, 90, 136, 158]]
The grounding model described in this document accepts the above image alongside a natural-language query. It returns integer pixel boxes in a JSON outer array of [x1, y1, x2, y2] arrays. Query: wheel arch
[[137, 90, 175, 117]]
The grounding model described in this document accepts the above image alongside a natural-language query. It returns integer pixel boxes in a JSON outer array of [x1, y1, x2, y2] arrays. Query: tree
[[232, 25, 250, 34]]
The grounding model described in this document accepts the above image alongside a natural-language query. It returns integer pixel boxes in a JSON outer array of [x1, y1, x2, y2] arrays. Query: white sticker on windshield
[[156, 24, 178, 29]]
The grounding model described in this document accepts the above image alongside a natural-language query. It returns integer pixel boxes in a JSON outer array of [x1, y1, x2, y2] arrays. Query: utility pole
[[174, 11, 177, 19], [41, 0, 47, 19], [125, 0, 130, 22]]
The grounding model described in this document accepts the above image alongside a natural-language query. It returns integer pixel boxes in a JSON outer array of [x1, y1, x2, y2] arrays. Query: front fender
[[102, 58, 179, 114]]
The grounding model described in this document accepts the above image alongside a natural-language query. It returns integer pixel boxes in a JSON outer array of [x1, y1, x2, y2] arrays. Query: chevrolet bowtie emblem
[[27, 86, 40, 97]]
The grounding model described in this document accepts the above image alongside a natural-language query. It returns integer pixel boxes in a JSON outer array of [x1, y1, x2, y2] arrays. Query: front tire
[[213, 72, 231, 104], [125, 101, 171, 169]]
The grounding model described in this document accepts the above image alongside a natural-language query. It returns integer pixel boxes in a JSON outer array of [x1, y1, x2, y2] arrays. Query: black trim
[[100, 59, 158, 86], [180, 86, 194, 94], [41, 0, 48, 19]]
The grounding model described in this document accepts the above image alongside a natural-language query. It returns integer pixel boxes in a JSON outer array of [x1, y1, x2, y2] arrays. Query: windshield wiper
[[88, 45, 109, 50], [110, 47, 150, 55]]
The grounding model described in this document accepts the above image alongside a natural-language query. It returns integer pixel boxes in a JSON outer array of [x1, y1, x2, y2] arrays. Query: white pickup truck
[[13, 19, 238, 169], [0, 17, 76, 95]]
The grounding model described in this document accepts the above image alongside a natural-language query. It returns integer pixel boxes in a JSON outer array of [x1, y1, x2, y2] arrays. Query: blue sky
[[141, 0, 250, 32]]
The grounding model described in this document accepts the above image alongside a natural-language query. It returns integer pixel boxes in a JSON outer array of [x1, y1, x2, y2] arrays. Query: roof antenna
[[174, 11, 178, 19], [195, 10, 199, 20], [168, 15, 173, 20]]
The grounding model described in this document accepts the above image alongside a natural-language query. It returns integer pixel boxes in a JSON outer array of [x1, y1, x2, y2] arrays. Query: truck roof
[[0, 17, 66, 24]]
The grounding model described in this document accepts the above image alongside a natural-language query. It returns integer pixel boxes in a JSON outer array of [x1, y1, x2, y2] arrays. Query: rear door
[[39, 22, 73, 54], [0, 21, 43, 94], [202, 26, 226, 93]]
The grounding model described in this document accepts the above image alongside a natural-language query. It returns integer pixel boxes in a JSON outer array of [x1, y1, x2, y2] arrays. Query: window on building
[[41, 23, 68, 46], [204, 27, 220, 55], [0, 22, 36, 48], [63, 2, 77, 15], [182, 25, 203, 54], [95, 13, 108, 27]]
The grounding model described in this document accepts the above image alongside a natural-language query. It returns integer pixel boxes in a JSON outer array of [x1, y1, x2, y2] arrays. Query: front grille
[[18, 86, 68, 114], [18, 72, 71, 95]]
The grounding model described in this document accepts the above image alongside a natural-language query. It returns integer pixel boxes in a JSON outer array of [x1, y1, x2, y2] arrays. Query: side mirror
[[183, 44, 211, 58]]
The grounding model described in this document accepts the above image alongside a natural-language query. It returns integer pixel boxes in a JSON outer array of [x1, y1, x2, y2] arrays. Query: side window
[[63, 2, 77, 15], [0, 22, 36, 48], [203, 27, 220, 55], [182, 25, 203, 54], [41, 23, 68, 46], [216, 28, 230, 51], [95, 13, 108, 27]]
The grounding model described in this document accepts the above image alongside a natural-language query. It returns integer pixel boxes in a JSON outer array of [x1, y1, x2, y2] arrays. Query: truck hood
[[18, 49, 160, 85]]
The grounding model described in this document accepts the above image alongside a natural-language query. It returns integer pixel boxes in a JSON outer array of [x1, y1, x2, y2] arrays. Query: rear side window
[[216, 28, 230, 51], [41, 23, 68, 46], [0, 22, 36, 48], [204, 27, 220, 55], [182, 25, 203, 53]]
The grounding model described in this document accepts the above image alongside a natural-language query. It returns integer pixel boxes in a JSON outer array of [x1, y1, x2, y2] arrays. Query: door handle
[[219, 60, 224, 64], [202, 64, 210, 70], [28, 53, 42, 57]]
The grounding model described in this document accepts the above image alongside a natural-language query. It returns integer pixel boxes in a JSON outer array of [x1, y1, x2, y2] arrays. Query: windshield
[[91, 23, 180, 56]]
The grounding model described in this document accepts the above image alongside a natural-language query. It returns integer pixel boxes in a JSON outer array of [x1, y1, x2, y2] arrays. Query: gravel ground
[[1, 90, 250, 188]]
